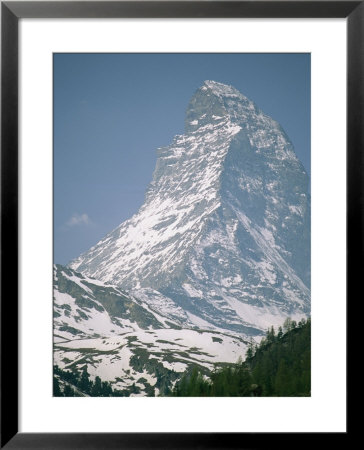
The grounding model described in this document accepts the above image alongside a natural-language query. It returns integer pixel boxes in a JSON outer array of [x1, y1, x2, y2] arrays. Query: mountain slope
[[53, 264, 249, 395]]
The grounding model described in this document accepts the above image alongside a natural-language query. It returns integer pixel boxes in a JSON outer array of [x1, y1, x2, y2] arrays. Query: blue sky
[[54, 53, 310, 265]]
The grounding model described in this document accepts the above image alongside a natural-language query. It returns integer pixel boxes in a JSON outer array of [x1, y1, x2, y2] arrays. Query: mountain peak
[[185, 80, 257, 132], [70, 81, 310, 336], [202, 80, 247, 99]]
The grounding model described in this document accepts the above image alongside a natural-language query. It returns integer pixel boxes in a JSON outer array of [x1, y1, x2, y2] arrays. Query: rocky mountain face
[[69, 80, 310, 336]]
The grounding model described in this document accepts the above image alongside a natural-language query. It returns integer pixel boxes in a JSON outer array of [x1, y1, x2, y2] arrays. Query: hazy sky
[[54, 53, 310, 265]]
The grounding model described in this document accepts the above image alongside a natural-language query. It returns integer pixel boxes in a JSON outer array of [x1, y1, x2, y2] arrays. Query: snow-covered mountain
[[54, 264, 248, 395], [69, 80, 310, 336]]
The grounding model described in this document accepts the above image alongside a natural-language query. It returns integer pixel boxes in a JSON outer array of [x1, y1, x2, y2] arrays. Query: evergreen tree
[[283, 317, 292, 333], [266, 326, 275, 344], [63, 384, 75, 397], [277, 326, 283, 339], [53, 377, 62, 397], [91, 376, 102, 397], [245, 339, 254, 359], [79, 366, 91, 393], [101, 381, 113, 396]]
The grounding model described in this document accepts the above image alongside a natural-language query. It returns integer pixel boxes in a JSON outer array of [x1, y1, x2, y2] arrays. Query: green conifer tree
[[79, 366, 91, 393], [53, 377, 62, 397], [63, 384, 75, 397], [91, 376, 102, 397]]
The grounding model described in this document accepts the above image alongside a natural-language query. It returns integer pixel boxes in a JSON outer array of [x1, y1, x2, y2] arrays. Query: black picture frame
[[1, 1, 356, 448]]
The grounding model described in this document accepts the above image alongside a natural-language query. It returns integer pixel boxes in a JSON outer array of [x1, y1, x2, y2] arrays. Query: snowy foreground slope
[[54, 265, 248, 395], [69, 80, 310, 335]]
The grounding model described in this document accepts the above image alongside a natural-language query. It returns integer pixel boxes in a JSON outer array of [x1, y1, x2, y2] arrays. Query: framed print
[[1, 1, 356, 448], [52, 52, 311, 398]]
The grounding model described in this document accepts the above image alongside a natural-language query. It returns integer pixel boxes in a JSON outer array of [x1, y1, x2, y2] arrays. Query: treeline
[[54, 365, 113, 397], [170, 317, 311, 397]]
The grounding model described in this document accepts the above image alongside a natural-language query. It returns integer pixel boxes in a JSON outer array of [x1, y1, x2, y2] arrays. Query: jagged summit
[[70, 81, 310, 336], [203, 80, 250, 100], [185, 80, 256, 133]]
